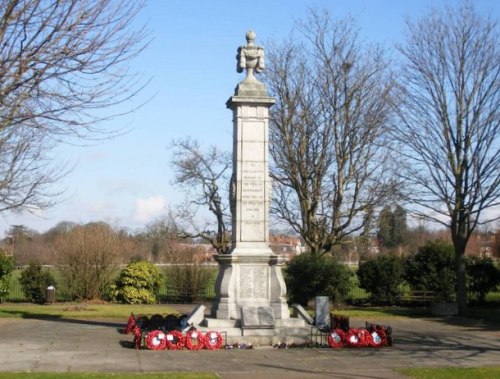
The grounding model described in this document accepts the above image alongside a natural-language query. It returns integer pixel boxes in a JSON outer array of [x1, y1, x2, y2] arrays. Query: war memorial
[[198, 30, 310, 345]]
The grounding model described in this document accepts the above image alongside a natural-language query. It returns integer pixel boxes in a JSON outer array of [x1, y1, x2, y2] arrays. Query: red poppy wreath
[[165, 330, 185, 350], [369, 328, 387, 348], [185, 329, 205, 350], [203, 330, 223, 350], [146, 330, 167, 350], [327, 328, 346, 348]]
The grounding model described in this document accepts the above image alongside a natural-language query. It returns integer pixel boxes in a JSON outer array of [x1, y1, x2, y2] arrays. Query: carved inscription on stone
[[239, 265, 268, 299], [241, 306, 275, 329], [240, 160, 266, 241]]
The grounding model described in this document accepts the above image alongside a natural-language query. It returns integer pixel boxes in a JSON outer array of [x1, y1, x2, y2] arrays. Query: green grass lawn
[[0, 374, 217, 379], [0, 303, 181, 320], [397, 367, 500, 379], [0, 302, 434, 321], [0, 368, 498, 379], [1, 302, 498, 323], [329, 305, 430, 319]]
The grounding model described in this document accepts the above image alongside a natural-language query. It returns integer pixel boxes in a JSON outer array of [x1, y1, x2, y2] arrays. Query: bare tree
[[53, 222, 132, 300], [0, 0, 149, 212], [394, 1, 500, 313], [264, 10, 395, 255], [143, 213, 180, 263], [170, 138, 232, 254]]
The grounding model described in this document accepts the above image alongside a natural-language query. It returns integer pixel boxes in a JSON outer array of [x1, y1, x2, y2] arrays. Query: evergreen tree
[[377, 206, 394, 248], [392, 205, 408, 247], [377, 205, 408, 249]]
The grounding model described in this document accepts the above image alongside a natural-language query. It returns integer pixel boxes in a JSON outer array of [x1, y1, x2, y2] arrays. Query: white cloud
[[134, 195, 167, 223]]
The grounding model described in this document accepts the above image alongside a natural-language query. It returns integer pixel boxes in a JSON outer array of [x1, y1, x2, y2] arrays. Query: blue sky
[[1, 0, 499, 235]]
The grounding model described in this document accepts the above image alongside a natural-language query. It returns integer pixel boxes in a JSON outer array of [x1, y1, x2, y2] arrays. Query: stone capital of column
[[226, 95, 276, 110]]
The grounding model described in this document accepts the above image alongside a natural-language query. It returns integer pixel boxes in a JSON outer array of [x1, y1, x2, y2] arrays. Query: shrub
[[112, 260, 163, 304], [466, 256, 500, 304], [285, 253, 353, 306], [405, 240, 456, 302], [19, 263, 56, 304], [0, 252, 14, 302], [357, 254, 406, 304]]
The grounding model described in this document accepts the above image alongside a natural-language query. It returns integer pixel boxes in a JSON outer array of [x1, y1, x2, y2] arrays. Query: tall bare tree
[[170, 138, 232, 254], [0, 0, 149, 212], [394, 1, 500, 313], [144, 213, 180, 263], [264, 10, 395, 255]]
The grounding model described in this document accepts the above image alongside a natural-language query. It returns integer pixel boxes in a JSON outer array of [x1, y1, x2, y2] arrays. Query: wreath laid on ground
[[327, 328, 346, 348], [125, 314, 391, 351], [203, 331, 223, 350], [124, 313, 136, 334], [369, 328, 387, 348], [366, 322, 392, 347], [185, 329, 205, 350], [346, 328, 372, 347], [165, 330, 185, 350], [146, 330, 167, 350], [133, 326, 143, 350]]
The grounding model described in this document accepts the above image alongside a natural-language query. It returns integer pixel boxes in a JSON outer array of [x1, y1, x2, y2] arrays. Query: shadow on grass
[[333, 305, 500, 332]]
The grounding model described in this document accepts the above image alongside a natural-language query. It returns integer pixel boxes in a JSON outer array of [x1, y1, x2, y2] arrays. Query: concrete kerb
[[0, 308, 499, 378]]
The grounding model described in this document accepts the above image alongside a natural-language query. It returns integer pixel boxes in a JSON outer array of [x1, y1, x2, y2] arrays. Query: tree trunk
[[453, 238, 468, 315]]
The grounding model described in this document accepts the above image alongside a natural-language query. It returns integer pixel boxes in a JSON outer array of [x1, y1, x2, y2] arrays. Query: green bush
[[285, 253, 353, 306], [111, 260, 163, 304], [357, 254, 406, 304], [466, 256, 500, 304], [19, 263, 57, 304], [0, 252, 14, 302], [405, 240, 456, 302]]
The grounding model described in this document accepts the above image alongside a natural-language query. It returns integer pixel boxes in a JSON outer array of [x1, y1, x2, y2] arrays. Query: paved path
[[0, 313, 499, 378]]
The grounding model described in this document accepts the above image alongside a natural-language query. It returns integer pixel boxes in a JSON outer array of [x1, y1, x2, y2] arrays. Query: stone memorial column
[[211, 31, 289, 321]]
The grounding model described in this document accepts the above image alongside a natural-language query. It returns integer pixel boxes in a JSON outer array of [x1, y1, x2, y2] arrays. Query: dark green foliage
[[285, 253, 353, 306], [405, 240, 456, 301], [0, 251, 14, 278], [466, 257, 500, 304], [0, 251, 15, 302], [377, 205, 408, 249], [357, 254, 406, 304], [377, 206, 393, 248], [392, 206, 408, 246], [19, 263, 56, 304], [111, 260, 163, 304]]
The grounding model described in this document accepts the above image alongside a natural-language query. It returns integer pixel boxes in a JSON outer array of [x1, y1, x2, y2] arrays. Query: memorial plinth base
[[211, 250, 289, 321], [201, 317, 310, 346]]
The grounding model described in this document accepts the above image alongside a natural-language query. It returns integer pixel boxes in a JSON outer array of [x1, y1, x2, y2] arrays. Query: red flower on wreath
[[185, 329, 205, 350], [165, 330, 185, 350], [124, 313, 136, 334], [146, 330, 167, 350], [203, 330, 223, 350], [369, 329, 387, 347], [133, 326, 142, 350], [327, 329, 346, 348], [346, 328, 372, 347]]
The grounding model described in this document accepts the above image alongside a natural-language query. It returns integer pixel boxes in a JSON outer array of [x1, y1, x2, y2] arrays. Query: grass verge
[[0, 303, 180, 320], [329, 306, 430, 319], [0, 303, 432, 321], [0, 374, 217, 379], [397, 366, 500, 379]]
